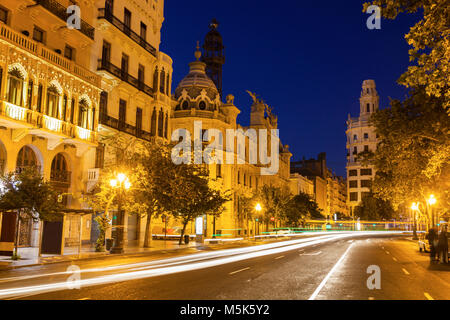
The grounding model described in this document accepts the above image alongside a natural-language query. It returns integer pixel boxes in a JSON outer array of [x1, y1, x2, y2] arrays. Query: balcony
[[0, 22, 100, 87], [50, 170, 71, 184], [97, 59, 154, 98], [33, 0, 95, 40], [98, 8, 157, 57], [99, 113, 158, 143]]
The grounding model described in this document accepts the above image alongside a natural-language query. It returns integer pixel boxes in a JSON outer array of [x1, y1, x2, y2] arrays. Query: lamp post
[[110, 173, 131, 254], [427, 195, 437, 227], [255, 203, 262, 239], [411, 203, 419, 240]]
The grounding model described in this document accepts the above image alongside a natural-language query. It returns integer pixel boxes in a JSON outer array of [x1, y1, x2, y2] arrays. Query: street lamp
[[410, 202, 419, 240], [254, 203, 262, 239], [110, 172, 131, 254], [427, 195, 437, 227]]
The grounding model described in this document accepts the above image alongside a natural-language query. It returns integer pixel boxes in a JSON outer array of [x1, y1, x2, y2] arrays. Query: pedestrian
[[426, 228, 438, 262], [438, 226, 448, 264]]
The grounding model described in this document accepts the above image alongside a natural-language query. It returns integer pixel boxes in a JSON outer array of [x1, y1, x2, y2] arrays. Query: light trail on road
[[0, 231, 405, 299]]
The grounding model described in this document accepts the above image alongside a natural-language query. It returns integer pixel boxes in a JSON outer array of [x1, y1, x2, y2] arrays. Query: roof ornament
[[194, 41, 202, 61]]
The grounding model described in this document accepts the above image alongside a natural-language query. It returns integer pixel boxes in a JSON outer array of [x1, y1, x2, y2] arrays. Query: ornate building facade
[[0, 0, 101, 254], [346, 80, 379, 217]]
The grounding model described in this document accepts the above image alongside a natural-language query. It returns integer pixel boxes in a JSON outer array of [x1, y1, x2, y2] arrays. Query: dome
[[174, 49, 219, 101]]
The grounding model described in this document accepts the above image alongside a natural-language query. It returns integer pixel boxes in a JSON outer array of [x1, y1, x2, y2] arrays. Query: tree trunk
[[179, 220, 188, 245], [143, 212, 152, 248], [13, 210, 20, 258]]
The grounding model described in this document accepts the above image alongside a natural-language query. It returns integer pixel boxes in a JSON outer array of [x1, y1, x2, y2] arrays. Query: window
[[158, 110, 164, 137], [364, 133, 369, 140], [46, 85, 60, 118], [353, 146, 357, 154], [124, 8, 131, 34], [353, 134, 357, 142], [349, 169, 358, 177], [62, 94, 67, 121], [151, 108, 156, 136], [199, 101, 206, 110], [136, 107, 142, 135], [243, 173, 247, 186], [159, 69, 165, 93], [349, 180, 358, 188], [7, 68, 24, 106], [166, 74, 170, 95], [362, 192, 371, 199], [105, 0, 114, 15], [78, 99, 89, 128], [361, 180, 372, 188], [50, 153, 69, 183], [153, 67, 158, 90], [350, 192, 358, 202], [237, 171, 240, 184], [164, 113, 168, 139], [118, 99, 126, 128], [216, 164, 222, 178], [26, 80, 33, 108], [70, 97, 75, 123], [64, 45, 75, 61], [138, 64, 145, 89], [33, 26, 45, 44], [99, 91, 108, 117], [364, 145, 369, 152], [37, 84, 43, 112], [121, 54, 129, 80], [182, 100, 189, 110], [0, 6, 8, 24], [140, 22, 147, 41], [16, 146, 38, 170], [366, 103, 370, 113], [360, 168, 373, 176], [95, 143, 105, 169], [101, 41, 111, 63]]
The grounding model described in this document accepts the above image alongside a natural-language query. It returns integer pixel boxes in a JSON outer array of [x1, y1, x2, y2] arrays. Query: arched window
[[151, 108, 157, 136], [182, 100, 189, 110], [78, 99, 89, 128], [16, 146, 38, 172], [153, 67, 159, 93], [164, 113, 168, 138], [166, 74, 170, 95], [7, 68, 24, 106], [51, 153, 70, 184], [366, 103, 370, 113], [159, 69, 165, 94], [199, 101, 206, 110], [46, 85, 60, 118], [158, 109, 164, 137]]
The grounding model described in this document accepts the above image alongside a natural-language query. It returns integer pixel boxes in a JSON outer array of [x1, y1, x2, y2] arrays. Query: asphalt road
[[1, 232, 449, 300]]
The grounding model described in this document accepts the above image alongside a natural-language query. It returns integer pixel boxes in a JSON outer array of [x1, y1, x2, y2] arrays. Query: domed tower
[[174, 43, 221, 111], [359, 79, 379, 118], [202, 19, 225, 98]]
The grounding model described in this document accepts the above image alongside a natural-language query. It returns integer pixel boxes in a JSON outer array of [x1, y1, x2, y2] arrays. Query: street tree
[[363, 0, 450, 111], [281, 192, 323, 227], [354, 192, 396, 221], [361, 88, 450, 211], [0, 168, 63, 258], [256, 185, 291, 231]]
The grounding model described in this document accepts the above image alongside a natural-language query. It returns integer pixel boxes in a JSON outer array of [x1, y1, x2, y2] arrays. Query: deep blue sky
[[160, 0, 420, 177]]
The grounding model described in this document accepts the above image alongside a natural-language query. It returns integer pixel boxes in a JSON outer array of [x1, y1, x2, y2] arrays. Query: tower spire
[[202, 19, 225, 98]]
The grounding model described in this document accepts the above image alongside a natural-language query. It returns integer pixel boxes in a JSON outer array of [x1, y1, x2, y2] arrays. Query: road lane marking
[[300, 251, 322, 256], [402, 268, 410, 275], [385, 251, 390, 254], [424, 292, 434, 300], [393, 257, 398, 262], [229, 267, 250, 275], [308, 243, 354, 300], [275, 255, 285, 260]]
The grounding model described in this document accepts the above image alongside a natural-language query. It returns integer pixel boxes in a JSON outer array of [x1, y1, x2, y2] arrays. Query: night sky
[[160, 0, 420, 177]]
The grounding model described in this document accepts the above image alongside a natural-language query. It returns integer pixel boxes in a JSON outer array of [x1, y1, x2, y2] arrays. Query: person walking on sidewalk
[[426, 227, 438, 262], [438, 225, 448, 264]]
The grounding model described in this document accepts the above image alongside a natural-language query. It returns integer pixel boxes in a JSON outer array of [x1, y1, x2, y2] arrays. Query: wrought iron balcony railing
[[97, 59, 154, 98], [50, 170, 71, 184], [33, 0, 95, 40], [99, 113, 158, 142], [98, 8, 157, 57]]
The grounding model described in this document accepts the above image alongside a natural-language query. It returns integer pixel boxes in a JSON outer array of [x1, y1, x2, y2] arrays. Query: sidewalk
[[0, 239, 204, 270]]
